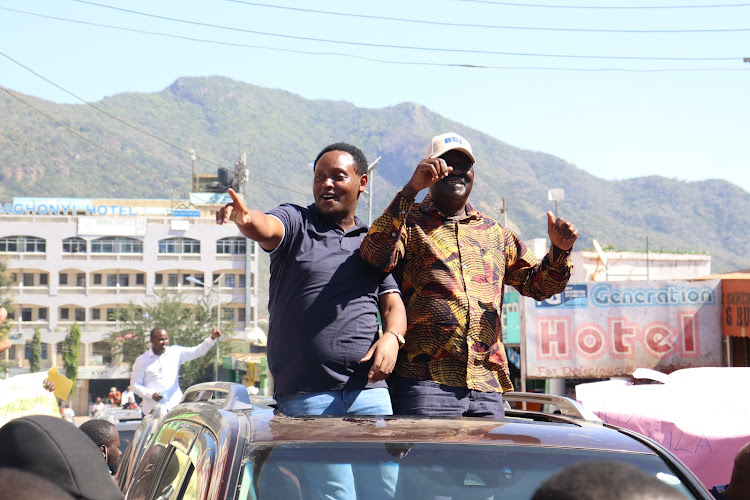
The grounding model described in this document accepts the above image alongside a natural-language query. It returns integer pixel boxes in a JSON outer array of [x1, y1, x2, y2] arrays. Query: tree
[[108, 288, 233, 390], [29, 326, 42, 373], [63, 322, 81, 393]]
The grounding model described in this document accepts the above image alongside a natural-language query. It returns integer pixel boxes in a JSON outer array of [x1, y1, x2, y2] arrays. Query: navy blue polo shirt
[[265, 203, 399, 397]]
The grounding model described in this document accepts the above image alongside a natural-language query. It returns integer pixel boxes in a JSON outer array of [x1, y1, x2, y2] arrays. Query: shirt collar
[[307, 203, 368, 232], [420, 195, 481, 221]]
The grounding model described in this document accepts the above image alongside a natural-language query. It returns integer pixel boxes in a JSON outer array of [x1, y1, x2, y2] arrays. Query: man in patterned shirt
[[360, 132, 578, 419]]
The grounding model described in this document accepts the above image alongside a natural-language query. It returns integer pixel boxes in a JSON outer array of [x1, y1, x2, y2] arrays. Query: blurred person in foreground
[[0, 415, 124, 500], [130, 325, 221, 415], [361, 132, 577, 418], [532, 461, 686, 500], [711, 441, 750, 500], [79, 419, 122, 476]]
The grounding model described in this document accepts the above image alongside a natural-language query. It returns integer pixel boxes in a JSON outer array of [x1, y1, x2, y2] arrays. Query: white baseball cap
[[425, 132, 476, 164]]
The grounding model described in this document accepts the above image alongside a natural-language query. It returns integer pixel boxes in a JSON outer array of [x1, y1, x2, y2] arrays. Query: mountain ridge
[[1, 75, 747, 272]]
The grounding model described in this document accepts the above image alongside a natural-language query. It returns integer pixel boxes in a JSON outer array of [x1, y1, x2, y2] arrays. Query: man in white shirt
[[61, 404, 75, 423], [91, 397, 106, 417], [120, 386, 136, 409], [130, 326, 221, 415]]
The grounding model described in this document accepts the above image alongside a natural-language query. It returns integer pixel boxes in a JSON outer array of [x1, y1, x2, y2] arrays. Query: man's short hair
[[532, 461, 685, 500], [150, 327, 166, 340], [79, 419, 117, 449], [313, 143, 369, 176]]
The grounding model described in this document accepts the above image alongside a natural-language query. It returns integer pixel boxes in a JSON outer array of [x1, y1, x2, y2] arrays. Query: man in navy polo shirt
[[216, 143, 406, 416]]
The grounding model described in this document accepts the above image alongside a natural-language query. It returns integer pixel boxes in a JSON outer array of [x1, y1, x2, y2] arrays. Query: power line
[[6, 5, 747, 64], [0, 85, 192, 197], [74, 0, 750, 34], [452, 0, 750, 8], [224, 0, 750, 31], [0, 50, 311, 198]]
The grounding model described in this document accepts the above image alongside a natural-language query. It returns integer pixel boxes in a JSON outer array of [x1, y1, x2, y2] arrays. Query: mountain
[[1, 76, 748, 272]]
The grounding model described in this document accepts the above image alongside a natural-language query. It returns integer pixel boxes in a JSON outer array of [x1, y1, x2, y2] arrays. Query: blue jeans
[[275, 388, 393, 416], [275, 388, 397, 500], [389, 375, 506, 419]]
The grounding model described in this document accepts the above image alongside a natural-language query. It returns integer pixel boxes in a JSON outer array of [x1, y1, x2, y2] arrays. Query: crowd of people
[[0, 133, 747, 499], [90, 386, 139, 418]]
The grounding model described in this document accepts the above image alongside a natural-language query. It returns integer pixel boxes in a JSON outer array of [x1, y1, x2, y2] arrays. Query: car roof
[[164, 389, 657, 456]]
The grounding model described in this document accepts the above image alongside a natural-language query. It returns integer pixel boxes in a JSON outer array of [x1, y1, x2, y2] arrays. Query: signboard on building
[[501, 291, 520, 344], [173, 209, 201, 217], [78, 217, 147, 236], [523, 280, 722, 379], [722, 279, 750, 338]]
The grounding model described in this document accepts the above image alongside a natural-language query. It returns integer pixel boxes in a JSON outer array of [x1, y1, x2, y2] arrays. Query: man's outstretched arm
[[216, 188, 284, 252]]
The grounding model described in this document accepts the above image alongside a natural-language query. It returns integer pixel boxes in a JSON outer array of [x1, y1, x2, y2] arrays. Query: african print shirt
[[360, 192, 573, 392]]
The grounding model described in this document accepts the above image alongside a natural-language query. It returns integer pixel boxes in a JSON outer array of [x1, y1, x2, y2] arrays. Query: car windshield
[[238, 442, 694, 500]]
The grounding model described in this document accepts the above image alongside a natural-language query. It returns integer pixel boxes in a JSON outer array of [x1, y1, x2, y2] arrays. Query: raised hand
[[216, 188, 251, 226], [210, 325, 222, 340], [402, 158, 453, 198], [547, 211, 578, 251]]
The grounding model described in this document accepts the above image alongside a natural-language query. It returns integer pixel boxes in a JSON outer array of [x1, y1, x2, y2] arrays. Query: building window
[[158, 237, 200, 254], [26, 343, 48, 360], [60, 308, 69, 320], [239, 308, 246, 322], [118, 274, 129, 287], [136, 273, 145, 285], [155, 273, 163, 285], [93, 274, 102, 285], [216, 237, 246, 255], [0, 236, 46, 253], [92, 309, 100, 320], [39, 274, 48, 286], [239, 274, 246, 288], [225, 275, 235, 288], [59, 273, 68, 286], [107, 274, 117, 287], [21, 308, 32, 321], [62, 237, 87, 253], [75, 308, 85, 322], [22, 274, 34, 286], [76, 273, 86, 287], [91, 237, 143, 254], [223, 308, 235, 322], [38, 308, 47, 321], [168, 274, 178, 287], [106, 308, 115, 321]]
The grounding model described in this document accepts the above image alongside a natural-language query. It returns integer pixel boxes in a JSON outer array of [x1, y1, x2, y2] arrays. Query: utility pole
[[499, 198, 507, 227]]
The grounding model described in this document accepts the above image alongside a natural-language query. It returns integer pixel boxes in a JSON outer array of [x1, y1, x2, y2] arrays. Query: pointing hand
[[216, 188, 251, 226]]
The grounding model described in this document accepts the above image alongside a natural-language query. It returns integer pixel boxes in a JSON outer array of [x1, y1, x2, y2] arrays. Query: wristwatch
[[385, 330, 405, 349]]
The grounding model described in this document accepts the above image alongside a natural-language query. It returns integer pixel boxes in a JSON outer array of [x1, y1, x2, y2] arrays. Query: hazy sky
[[1, 0, 748, 192]]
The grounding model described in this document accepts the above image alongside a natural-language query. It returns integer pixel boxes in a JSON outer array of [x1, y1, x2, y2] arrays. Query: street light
[[186, 274, 224, 381], [547, 188, 565, 218], [363, 156, 381, 226]]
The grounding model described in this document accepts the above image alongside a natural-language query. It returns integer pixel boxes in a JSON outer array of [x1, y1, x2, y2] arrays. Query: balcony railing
[[12, 285, 50, 295], [88, 286, 147, 295], [7, 253, 47, 261]]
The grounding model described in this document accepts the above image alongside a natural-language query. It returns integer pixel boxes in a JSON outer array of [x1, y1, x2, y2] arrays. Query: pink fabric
[[576, 367, 750, 488]]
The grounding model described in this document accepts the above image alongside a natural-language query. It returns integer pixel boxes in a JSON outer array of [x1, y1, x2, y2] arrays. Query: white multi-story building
[[0, 195, 261, 414]]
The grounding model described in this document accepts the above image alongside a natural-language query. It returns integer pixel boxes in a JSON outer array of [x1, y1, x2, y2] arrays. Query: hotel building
[[0, 194, 262, 415]]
